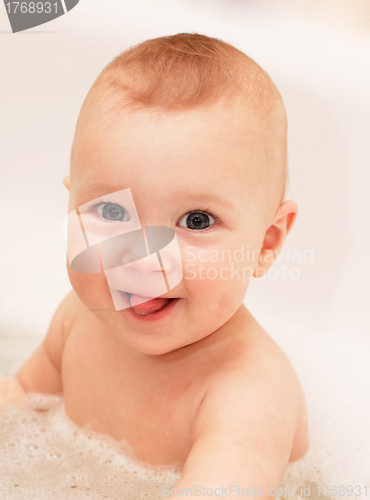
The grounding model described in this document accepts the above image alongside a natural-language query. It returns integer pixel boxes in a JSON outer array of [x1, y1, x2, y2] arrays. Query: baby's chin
[[90, 300, 205, 356]]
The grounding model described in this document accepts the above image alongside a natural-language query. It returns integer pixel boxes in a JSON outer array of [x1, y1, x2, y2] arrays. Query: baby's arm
[[0, 290, 76, 404], [0, 376, 27, 404], [173, 352, 306, 499]]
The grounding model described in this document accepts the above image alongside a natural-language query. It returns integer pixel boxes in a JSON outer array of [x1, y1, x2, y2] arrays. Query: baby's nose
[[123, 252, 164, 275]]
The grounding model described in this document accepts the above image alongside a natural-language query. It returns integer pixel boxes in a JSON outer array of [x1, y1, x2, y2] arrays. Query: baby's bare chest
[[60, 322, 203, 465]]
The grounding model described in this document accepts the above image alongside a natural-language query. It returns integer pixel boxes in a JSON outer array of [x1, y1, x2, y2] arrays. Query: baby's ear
[[63, 176, 70, 191], [253, 200, 298, 278]]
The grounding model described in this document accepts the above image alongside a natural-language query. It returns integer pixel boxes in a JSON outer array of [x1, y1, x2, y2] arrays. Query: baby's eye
[[95, 202, 129, 222], [178, 211, 215, 230]]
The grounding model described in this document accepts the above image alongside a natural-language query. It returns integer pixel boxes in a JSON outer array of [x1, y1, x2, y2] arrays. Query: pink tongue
[[130, 294, 170, 316]]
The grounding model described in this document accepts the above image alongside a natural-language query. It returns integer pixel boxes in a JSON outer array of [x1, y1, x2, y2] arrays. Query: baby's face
[[67, 100, 271, 355]]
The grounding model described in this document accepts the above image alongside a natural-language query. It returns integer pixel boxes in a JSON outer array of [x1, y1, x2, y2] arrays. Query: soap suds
[[0, 393, 182, 499]]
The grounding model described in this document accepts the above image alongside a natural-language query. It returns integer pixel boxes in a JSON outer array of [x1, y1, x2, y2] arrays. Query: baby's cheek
[[183, 257, 252, 297], [180, 238, 259, 295], [67, 266, 113, 311]]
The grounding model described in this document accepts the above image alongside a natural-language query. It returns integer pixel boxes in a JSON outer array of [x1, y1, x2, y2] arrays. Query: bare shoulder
[[32, 289, 86, 373], [56, 289, 86, 344], [249, 317, 309, 462], [244, 311, 309, 462], [195, 307, 309, 463], [174, 310, 309, 491], [16, 290, 85, 394]]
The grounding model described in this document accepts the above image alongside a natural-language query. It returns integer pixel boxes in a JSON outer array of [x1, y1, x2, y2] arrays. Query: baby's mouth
[[126, 293, 173, 316]]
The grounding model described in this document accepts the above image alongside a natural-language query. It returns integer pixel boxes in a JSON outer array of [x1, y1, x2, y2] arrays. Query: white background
[[0, 0, 369, 342]]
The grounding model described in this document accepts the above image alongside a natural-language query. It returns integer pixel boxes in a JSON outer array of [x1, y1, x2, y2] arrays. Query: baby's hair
[[73, 32, 289, 218], [81, 32, 281, 117]]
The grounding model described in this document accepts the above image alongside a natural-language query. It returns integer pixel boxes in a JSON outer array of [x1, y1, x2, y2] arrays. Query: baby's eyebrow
[[171, 191, 235, 211], [76, 183, 129, 200]]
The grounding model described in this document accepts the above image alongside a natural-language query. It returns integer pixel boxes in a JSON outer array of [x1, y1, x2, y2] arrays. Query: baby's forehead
[[72, 102, 262, 197], [72, 96, 285, 220], [73, 94, 273, 165]]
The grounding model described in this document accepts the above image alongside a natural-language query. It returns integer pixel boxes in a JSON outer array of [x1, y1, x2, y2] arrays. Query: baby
[[0, 33, 309, 498]]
